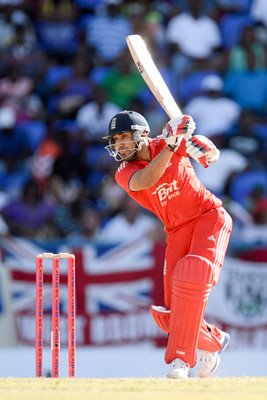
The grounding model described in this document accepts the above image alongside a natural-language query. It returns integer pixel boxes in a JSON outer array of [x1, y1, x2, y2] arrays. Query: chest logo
[[152, 180, 180, 206]]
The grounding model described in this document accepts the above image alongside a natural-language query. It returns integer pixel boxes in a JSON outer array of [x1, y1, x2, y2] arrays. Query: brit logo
[[152, 180, 180, 206]]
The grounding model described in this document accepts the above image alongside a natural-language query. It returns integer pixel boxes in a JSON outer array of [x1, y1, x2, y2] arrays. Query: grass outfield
[[0, 377, 267, 400]]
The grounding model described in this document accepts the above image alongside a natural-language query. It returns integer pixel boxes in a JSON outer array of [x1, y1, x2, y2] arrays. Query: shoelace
[[172, 360, 190, 370], [200, 351, 216, 363]]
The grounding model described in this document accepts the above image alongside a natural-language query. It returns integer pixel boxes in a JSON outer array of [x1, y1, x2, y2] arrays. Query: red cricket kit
[[116, 137, 232, 294], [116, 136, 232, 365]]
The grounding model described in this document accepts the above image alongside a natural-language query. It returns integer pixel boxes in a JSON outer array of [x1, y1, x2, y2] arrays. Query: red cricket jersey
[[115, 136, 222, 233]]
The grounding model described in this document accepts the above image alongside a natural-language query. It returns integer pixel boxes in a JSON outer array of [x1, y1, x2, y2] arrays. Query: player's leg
[[150, 305, 223, 351], [190, 206, 232, 377], [162, 207, 232, 378], [189, 207, 232, 285], [162, 225, 196, 379], [165, 255, 214, 376], [162, 218, 223, 355]]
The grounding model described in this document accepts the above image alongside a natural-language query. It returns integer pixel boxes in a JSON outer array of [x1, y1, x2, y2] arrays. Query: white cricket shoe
[[198, 332, 230, 378], [167, 358, 190, 379]]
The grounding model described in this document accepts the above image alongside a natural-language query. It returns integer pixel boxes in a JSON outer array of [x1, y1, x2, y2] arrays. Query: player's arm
[[129, 115, 195, 191], [129, 147, 173, 191]]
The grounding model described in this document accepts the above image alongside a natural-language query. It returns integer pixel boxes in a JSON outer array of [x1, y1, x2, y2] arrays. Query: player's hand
[[186, 135, 220, 168], [162, 115, 196, 152]]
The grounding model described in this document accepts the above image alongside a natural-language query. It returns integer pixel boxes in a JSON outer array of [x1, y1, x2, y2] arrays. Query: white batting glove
[[162, 115, 196, 152], [186, 135, 220, 168]]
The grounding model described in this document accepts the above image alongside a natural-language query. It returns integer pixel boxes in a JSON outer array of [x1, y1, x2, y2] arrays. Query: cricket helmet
[[103, 110, 150, 161], [105, 110, 150, 138]]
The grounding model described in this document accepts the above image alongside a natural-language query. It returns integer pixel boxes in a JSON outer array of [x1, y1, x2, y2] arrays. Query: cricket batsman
[[103, 110, 232, 379]]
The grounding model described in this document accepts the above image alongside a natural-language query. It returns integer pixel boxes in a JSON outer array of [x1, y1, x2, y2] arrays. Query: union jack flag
[[0, 237, 165, 345]]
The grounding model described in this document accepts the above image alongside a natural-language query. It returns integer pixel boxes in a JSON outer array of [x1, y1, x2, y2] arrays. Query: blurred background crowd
[[0, 0, 266, 262]]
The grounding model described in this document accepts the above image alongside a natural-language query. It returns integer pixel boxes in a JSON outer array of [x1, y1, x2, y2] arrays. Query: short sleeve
[[115, 161, 141, 193]]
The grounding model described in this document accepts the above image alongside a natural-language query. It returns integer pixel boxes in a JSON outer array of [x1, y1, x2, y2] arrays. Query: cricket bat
[[126, 34, 182, 119]]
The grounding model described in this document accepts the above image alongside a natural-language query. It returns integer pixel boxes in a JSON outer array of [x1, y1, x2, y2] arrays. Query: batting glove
[[162, 115, 196, 152], [186, 135, 220, 168]]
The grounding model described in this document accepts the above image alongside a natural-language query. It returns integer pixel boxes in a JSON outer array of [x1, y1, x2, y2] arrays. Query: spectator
[[2, 10, 45, 76], [250, 0, 267, 27], [226, 25, 267, 72], [53, 197, 84, 237], [234, 183, 267, 261], [1, 178, 57, 238], [52, 184, 95, 238], [252, 198, 267, 225], [166, 0, 221, 60], [224, 52, 267, 114], [99, 50, 146, 109], [48, 55, 94, 117], [0, 157, 30, 198], [194, 135, 249, 197], [246, 185, 267, 225], [98, 194, 162, 243], [37, 0, 77, 21], [0, 65, 44, 122], [30, 125, 63, 183], [84, 0, 132, 64], [0, 107, 32, 161], [0, 65, 33, 102], [0, 10, 16, 51], [65, 206, 101, 240], [166, 0, 222, 91], [184, 75, 240, 137], [35, 0, 79, 60], [76, 86, 121, 143], [225, 109, 266, 167], [44, 127, 88, 204], [95, 164, 126, 218], [125, 2, 165, 51], [78, 206, 101, 239]]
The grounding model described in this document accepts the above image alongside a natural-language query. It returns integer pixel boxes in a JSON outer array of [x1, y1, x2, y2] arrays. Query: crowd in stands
[[0, 0, 266, 261]]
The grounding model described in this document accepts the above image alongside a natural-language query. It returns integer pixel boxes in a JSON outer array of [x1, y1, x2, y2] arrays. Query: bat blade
[[126, 35, 182, 118]]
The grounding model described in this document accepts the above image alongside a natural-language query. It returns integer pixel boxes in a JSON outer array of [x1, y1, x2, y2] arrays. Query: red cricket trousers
[[164, 206, 232, 309]]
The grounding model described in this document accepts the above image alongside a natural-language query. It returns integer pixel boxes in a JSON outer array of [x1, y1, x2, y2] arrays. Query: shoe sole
[[167, 372, 189, 379]]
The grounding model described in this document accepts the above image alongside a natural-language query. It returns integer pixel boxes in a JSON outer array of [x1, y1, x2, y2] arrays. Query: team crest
[[111, 117, 117, 130]]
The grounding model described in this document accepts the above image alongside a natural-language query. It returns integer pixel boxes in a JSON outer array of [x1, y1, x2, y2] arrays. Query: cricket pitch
[[1, 377, 267, 400]]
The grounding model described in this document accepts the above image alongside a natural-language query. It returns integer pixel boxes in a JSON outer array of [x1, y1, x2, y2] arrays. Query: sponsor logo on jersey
[[152, 180, 180, 206]]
